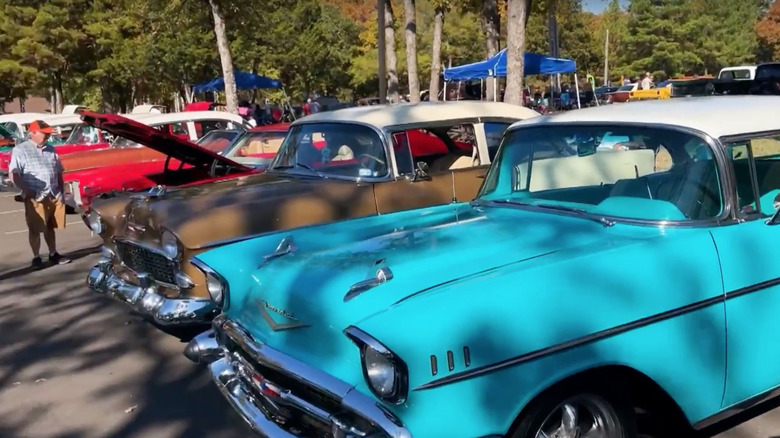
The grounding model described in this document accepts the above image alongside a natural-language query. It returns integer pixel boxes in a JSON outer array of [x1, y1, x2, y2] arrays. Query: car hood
[[80, 111, 252, 172], [116, 171, 378, 249], [197, 204, 664, 383]]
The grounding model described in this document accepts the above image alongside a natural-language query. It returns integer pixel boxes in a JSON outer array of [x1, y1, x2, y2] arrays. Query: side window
[[170, 122, 189, 137], [732, 135, 780, 217], [196, 120, 228, 138], [484, 122, 511, 161], [391, 132, 415, 176], [403, 123, 479, 174]]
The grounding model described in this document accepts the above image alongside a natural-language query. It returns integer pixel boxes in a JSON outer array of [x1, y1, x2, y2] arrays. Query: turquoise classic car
[[184, 95, 780, 437]]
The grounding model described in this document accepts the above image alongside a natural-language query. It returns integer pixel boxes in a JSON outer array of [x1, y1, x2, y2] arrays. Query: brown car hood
[[80, 111, 252, 172], [117, 172, 378, 249]]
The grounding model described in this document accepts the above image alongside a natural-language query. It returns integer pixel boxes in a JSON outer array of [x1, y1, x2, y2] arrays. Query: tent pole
[[574, 74, 581, 109], [493, 76, 497, 102], [282, 88, 296, 121], [457, 81, 461, 100], [443, 82, 447, 101]]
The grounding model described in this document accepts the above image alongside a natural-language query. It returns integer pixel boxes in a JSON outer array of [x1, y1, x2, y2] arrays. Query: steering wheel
[[358, 153, 385, 168]]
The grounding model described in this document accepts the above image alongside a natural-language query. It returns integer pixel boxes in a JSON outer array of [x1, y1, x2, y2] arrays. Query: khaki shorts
[[25, 196, 66, 234]]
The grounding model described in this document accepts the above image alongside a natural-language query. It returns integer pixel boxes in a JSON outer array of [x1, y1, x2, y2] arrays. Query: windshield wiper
[[483, 199, 616, 227]]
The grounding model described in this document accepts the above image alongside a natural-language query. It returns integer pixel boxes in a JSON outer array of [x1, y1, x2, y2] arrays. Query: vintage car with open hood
[[184, 96, 780, 437], [85, 101, 539, 328], [63, 112, 260, 211]]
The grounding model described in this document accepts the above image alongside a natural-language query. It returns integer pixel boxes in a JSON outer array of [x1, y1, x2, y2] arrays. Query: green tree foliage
[[621, 0, 766, 78]]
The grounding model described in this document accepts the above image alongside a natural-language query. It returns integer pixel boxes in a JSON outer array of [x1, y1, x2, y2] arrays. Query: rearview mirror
[[577, 143, 597, 157]]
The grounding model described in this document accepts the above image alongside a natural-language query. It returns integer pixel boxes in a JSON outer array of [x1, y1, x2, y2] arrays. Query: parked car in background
[[718, 65, 756, 81], [63, 112, 254, 211], [218, 123, 290, 170], [185, 95, 780, 438], [606, 83, 638, 103], [85, 101, 539, 329], [194, 129, 244, 154]]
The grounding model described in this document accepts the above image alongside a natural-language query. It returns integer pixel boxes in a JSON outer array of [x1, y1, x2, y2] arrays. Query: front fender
[[352, 228, 725, 438]]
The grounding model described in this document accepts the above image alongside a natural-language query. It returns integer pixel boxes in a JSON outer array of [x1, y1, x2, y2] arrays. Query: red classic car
[[64, 112, 258, 211]]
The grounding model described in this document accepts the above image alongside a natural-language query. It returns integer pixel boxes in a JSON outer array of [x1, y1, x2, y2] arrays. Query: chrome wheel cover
[[535, 393, 622, 438]]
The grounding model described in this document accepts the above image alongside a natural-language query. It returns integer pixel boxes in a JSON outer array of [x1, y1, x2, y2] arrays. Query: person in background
[[302, 99, 311, 115], [309, 98, 321, 114], [9, 121, 71, 268], [641, 72, 653, 90]]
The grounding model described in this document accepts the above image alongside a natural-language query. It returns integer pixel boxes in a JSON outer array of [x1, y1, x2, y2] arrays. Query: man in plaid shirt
[[10, 120, 71, 268]]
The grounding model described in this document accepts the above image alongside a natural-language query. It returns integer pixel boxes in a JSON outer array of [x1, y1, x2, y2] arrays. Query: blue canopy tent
[[443, 49, 581, 107], [192, 71, 282, 92]]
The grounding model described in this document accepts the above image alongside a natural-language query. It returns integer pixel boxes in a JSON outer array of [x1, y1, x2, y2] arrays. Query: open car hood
[[79, 111, 253, 172]]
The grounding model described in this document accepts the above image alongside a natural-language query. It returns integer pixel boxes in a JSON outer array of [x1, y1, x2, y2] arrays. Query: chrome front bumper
[[87, 258, 217, 326], [188, 317, 411, 438]]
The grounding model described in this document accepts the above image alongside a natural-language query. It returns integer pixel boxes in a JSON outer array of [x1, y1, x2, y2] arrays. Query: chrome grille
[[114, 240, 176, 285]]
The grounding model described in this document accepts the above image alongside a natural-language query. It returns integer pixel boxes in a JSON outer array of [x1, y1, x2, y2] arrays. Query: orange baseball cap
[[28, 120, 54, 134]]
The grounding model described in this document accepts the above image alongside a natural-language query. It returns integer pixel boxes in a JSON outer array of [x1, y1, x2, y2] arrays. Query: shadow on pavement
[[0, 244, 101, 282], [0, 251, 247, 438]]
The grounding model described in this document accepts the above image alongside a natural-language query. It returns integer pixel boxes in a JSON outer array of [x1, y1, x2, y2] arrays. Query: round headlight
[[205, 271, 225, 306], [161, 230, 179, 259], [88, 210, 103, 234], [364, 347, 396, 397]]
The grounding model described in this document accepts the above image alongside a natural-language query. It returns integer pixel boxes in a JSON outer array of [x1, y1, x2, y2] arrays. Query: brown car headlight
[[88, 210, 103, 234], [345, 326, 408, 404]]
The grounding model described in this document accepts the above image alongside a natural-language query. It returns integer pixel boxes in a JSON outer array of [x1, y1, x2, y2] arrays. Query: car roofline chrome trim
[[477, 121, 738, 227]]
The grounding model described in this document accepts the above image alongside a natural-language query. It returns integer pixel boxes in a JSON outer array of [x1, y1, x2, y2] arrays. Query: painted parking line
[[3, 220, 84, 235], [0, 209, 23, 215], [0, 193, 19, 198]]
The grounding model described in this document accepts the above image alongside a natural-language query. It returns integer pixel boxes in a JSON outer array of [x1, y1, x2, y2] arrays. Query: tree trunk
[[483, 0, 500, 101], [384, 0, 400, 103], [208, 0, 238, 113], [429, 5, 445, 102], [54, 72, 64, 113], [404, 0, 420, 102], [504, 0, 531, 105]]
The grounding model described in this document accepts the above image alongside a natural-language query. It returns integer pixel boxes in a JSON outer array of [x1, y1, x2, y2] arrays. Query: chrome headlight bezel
[[191, 258, 228, 309], [161, 230, 180, 259], [88, 210, 103, 234], [345, 326, 409, 404]]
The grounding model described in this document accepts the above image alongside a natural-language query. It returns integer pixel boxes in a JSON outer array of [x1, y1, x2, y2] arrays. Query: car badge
[[257, 300, 309, 331]]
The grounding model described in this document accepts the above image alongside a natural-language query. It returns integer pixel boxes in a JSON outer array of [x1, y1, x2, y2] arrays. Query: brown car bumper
[[87, 257, 218, 326]]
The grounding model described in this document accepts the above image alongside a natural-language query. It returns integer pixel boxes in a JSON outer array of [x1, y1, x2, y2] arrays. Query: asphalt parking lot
[[0, 192, 779, 438]]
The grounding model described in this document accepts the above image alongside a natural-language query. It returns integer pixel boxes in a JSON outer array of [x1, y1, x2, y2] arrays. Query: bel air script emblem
[[257, 300, 309, 331]]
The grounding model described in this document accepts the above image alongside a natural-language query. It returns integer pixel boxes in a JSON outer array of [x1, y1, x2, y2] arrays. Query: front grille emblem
[[257, 300, 309, 331]]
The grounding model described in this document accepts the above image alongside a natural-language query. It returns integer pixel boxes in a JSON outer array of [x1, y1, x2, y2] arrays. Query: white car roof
[[508, 96, 780, 139], [0, 113, 49, 124], [294, 101, 540, 129], [132, 110, 247, 126]]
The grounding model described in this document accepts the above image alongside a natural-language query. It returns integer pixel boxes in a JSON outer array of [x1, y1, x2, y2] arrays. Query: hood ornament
[[343, 259, 393, 302], [257, 300, 309, 331], [259, 235, 296, 268]]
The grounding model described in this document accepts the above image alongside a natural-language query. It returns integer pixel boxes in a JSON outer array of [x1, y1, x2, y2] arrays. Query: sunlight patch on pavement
[[0, 209, 23, 215]]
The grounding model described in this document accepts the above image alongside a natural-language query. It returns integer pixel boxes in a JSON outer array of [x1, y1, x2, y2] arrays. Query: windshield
[[223, 130, 288, 169], [65, 124, 108, 145], [618, 84, 634, 91], [196, 130, 242, 154], [271, 123, 388, 179], [479, 125, 723, 222]]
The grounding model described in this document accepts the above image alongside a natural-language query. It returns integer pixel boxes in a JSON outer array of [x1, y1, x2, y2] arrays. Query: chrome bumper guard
[[197, 316, 411, 438], [87, 258, 217, 326]]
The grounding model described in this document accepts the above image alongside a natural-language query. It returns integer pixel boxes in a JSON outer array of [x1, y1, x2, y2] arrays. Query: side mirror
[[766, 208, 780, 226], [414, 161, 431, 181]]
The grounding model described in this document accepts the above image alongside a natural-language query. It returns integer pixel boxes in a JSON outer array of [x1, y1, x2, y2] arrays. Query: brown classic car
[[86, 101, 540, 328]]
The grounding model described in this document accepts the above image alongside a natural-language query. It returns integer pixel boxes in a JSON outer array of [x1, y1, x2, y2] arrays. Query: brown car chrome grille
[[115, 240, 177, 285]]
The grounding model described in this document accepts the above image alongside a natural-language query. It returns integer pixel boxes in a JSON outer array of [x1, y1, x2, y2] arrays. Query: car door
[[373, 123, 484, 214], [709, 135, 780, 407]]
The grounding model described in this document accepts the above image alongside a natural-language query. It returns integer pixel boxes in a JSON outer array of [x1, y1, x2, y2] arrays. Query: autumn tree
[[757, 0, 780, 62]]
